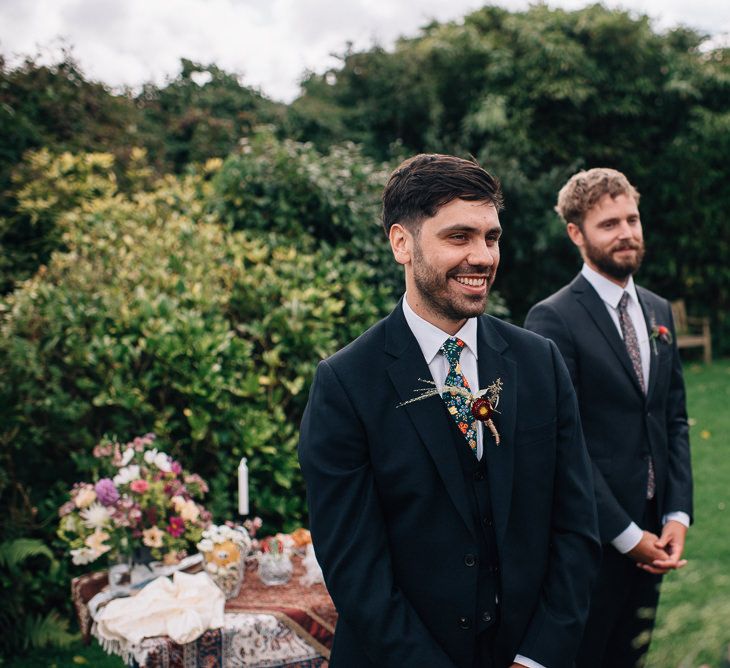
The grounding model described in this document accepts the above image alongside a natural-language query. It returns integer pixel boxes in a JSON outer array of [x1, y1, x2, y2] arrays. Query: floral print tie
[[440, 337, 478, 456], [618, 292, 655, 499]]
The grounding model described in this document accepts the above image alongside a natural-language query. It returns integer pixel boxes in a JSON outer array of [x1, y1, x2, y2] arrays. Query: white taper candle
[[238, 457, 249, 515]]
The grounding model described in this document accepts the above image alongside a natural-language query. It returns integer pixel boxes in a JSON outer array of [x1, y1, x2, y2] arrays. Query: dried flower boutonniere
[[397, 378, 504, 445]]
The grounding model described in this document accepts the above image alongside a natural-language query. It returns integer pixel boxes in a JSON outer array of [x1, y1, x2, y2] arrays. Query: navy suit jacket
[[298, 302, 600, 667], [525, 274, 693, 543]]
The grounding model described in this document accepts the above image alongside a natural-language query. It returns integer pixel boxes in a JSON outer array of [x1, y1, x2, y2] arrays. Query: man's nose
[[468, 239, 493, 267], [616, 220, 633, 238]]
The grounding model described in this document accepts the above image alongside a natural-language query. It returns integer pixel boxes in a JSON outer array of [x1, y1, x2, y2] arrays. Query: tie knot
[[618, 291, 630, 312], [440, 337, 466, 365]]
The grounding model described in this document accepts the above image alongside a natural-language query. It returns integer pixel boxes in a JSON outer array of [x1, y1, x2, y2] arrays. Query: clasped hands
[[628, 520, 688, 575]]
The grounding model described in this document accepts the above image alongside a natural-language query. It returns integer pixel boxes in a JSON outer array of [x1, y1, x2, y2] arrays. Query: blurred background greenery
[[1, 3, 727, 664]]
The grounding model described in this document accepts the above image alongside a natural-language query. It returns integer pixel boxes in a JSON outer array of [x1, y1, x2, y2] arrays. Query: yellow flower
[[75, 487, 97, 508], [180, 500, 200, 522], [448, 406, 458, 415], [143, 526, 164, 548], [85, 530, 111, 555], [171, 495, 187, 513]]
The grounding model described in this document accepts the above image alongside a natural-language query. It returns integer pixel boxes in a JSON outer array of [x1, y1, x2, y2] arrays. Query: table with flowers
[[73, 554, 336, 668], [61, 433, 336, 668]]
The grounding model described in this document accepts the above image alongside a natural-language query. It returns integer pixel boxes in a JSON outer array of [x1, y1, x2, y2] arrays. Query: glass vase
[[108, 554, 133, 594], [202, 541, 246, 599], [258, 552, 293, 586]]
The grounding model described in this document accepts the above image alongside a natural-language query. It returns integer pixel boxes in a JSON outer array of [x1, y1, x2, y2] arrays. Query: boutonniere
[[397, 378, 504, 445], [649, 314, 673, 354]]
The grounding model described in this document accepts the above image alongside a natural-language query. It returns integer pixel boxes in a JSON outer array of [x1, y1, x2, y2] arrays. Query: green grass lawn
[[647, 358, 730, 668], [9, 360, 729, 668]]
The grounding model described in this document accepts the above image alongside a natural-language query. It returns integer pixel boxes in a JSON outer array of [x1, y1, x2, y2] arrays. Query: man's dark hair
[[381, 153, 504, 236]]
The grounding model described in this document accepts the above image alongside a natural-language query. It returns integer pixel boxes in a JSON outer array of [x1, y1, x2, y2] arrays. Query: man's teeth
[[454, 277, 486, 286]]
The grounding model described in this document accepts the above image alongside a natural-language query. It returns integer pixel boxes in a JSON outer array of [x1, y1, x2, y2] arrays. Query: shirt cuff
[[514, 655, 546, 668], [663, 511, 690, 527], [611, 522, 643, 554]]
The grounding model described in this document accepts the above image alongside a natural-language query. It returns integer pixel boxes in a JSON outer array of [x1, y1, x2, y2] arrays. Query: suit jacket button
[[481, 612, 492, 623], [458, 616, 471, 629], [464, 553, 477, 567], [473, 471, 485, 481]]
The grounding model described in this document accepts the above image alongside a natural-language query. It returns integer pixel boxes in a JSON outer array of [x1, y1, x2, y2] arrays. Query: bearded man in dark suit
[[524, 168, 693, 668], [298, 154, 601, 668]]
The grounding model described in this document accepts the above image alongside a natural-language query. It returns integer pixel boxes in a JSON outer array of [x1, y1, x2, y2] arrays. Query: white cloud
[[0, 0, 727, 102]]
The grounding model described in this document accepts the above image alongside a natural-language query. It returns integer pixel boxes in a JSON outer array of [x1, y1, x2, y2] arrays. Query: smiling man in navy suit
[[298, 154, 600, 668], [525, 168, 693, 667]]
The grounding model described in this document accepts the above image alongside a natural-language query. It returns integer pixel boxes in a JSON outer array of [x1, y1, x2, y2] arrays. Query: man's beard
[[584, 236, 645, 281], [412, 241, 492, 322]]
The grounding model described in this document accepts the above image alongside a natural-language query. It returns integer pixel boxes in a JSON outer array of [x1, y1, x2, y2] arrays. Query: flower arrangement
[[57, 434, 211, 566]]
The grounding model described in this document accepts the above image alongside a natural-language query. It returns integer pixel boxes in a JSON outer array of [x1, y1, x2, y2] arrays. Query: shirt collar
[[581, 263, 639, 310], [402, 293, 478, 364]]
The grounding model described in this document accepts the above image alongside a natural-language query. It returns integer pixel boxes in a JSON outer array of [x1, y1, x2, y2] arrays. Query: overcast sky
[[1, 0, 728, 102]]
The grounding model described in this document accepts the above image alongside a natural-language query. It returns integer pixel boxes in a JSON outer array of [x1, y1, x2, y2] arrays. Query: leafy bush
[[0, 147, 394, 656], [207, 128, 402, 297], [1, 157, 392, 530], [0, 538, 78, 657]]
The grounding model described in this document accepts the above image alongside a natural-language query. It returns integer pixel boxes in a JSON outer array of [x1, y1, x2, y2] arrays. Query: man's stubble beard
[[411, 239, 491, 322]]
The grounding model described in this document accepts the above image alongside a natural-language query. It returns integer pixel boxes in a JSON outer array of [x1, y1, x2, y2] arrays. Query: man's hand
[[627, 530, 672, 574], [649, 520, 688, 571], [628, 527, 687, 574]]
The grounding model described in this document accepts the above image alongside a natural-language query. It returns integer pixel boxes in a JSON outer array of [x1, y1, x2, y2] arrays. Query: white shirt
[[402, 295, 544, 668], [581, 264, 689, 552]]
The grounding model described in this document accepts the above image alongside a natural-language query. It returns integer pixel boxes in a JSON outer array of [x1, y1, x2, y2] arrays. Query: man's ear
[[566, 222, 584, 250], [389, 223, 412, 266]]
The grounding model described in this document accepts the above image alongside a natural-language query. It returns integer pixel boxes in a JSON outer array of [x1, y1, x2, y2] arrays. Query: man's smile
[[453, 275, 487, 287]]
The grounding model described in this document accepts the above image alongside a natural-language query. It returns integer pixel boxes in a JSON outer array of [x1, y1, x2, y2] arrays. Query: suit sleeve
[[525, 303, 633, 543], [663, 302, 693, 519], [298, 360, 457, 668], [516, 340, 601, 667]]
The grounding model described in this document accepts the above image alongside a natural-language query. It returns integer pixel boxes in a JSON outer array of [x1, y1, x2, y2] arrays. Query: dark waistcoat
[[450, 422, 499, 635]]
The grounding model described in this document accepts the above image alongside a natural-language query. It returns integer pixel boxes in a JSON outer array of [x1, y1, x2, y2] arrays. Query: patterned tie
[[440, 337, 478, 456], [617, 292, 655, 499]]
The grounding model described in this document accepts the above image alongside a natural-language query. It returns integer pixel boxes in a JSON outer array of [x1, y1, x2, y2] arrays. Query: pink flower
[[170, 461, 182, 475], [167, 516, 185, 538], [130, 479, 149, 494]]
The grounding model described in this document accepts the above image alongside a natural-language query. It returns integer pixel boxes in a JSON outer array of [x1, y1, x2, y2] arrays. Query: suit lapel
[[572, 274, 645, 398], [637, 288, 659, 400], [385, 305, 477, 541], [477, 317, 515, 550]]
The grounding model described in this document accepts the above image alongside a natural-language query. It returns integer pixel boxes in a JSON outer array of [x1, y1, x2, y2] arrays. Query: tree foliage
[[292, 5, 730, 349]]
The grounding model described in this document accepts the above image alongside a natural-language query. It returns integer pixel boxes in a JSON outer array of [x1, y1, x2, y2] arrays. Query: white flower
[[143, 449, 172, 472], [154, 452, 172, 472], [196, 539, 214, 552], [205, 562, 219, 574], [80, 503, 111, 530], [113, 464, 141, 486], [120, 447, 135, 466], [71, 547, 101, 565]]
